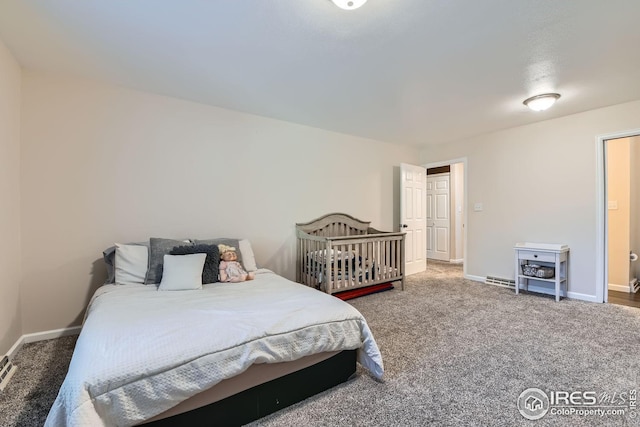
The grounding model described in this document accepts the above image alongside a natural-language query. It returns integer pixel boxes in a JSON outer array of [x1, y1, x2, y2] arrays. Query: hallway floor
[[608, 290, 640, 308]]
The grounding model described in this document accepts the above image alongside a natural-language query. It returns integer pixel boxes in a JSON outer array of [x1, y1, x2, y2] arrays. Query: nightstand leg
[[515, 258, 519, 295]]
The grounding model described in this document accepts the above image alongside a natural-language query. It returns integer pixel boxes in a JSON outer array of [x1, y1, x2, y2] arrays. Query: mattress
[[46, 269, 383, 427]]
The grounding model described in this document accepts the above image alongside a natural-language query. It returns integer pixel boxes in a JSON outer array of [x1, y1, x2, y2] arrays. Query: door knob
[[400, 224, 408, 228]]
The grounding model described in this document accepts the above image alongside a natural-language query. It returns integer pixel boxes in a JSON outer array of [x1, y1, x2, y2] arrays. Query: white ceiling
[[1, 0, 639, 146]]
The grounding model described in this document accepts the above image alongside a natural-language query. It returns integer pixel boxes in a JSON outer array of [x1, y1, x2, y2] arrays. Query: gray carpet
[[2, 261, 639, 426], [0, 335, 77, 427]]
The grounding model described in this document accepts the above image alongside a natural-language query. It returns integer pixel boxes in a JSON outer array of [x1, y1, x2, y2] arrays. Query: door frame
[[423, 157, 468, 279], [596, 128, 640, 303]]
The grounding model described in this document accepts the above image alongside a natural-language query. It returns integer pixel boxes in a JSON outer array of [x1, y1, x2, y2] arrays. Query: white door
[[400, 163, 427, 275], [426, 173, 450, 261]]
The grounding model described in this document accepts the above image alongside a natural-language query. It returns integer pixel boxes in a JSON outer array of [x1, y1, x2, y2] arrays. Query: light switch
[[608, 201, 618, 210], [474, 203, 483, 212]]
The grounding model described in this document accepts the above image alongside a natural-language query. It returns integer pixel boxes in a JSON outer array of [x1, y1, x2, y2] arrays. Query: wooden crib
[[296, 213, 405, 295]]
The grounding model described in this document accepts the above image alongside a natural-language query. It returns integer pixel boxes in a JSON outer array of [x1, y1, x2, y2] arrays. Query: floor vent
[[631, 278, 639, 294], [485, 276, 516, 288], [0, 355, 17, 392]]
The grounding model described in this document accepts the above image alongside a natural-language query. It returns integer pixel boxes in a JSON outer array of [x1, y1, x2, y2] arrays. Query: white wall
[[0, 38, 22, 355], [420, 100, 640, 301], [20, 72, 420, 333]]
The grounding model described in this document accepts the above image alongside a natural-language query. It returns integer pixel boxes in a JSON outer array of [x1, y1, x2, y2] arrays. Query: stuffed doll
[[218, 244, 255, 283]]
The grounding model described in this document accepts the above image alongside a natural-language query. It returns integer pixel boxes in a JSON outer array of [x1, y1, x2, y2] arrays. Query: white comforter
[[46, 269, 383, 427]]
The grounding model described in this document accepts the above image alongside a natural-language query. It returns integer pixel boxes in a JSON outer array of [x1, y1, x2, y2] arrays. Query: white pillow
[[239, 239, 258, 272], [158, 253, 207, 291], [115, 244, 148, 285]]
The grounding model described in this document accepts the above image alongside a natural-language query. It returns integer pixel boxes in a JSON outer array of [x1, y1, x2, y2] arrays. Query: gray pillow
[[145, 238, 194, 285], [193, 238, 242, 265], [102, 241, 148, 284], [170, 244, 220, 284]]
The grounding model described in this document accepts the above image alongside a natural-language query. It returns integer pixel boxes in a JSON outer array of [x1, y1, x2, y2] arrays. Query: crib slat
[[396, 237, 401, 279], [296, 237, 300, 283], [325, 240, 332, 293], [309, 239, 314, 286], [370, 241, 375, 283], [354, 243, 360, 288], [386, 240, 391, 280], [316, 240, 320, 288], [391, 238, 396, 279], [394, 237, 399, 279], [304, 240, 313, 286], [312, 240, 317, 288], [378, 240, 384, 281], [362, 241, 368, 285], [339, 243, 344, 290], [372, 240, 377, 282], [333, 243, 338, 291], [307, 238, 313, 288], [380, 240, 385, 280], [375, 240, 381, 282], [348, 243, 354, 289], [302, 237, 306, 285], [318, 240, 322, 289]]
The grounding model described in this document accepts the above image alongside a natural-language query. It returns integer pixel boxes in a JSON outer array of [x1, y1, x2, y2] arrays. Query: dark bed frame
[[145, 350, 357, 426]]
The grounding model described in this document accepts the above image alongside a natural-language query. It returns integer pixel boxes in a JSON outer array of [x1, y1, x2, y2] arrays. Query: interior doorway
[[423, 158, 467, 273], [604, 135, 640, 308], [597, 129, 640, 306]]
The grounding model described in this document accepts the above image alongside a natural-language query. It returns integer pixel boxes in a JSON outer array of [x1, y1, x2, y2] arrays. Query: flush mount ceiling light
[[330, 0, 368, 10], [523, 93, 561, 112]]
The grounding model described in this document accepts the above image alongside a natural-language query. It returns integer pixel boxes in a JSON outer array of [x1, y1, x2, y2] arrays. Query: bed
[[296, 213, 405, 294], [46, 240, 383, 427]]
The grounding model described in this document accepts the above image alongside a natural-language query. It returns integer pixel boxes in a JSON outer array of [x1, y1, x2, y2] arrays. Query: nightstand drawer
[[518, 250, 555, 263]]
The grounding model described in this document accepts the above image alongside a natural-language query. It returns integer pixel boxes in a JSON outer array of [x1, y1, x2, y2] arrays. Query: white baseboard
[[608, 283, 630, 293], [6, 337, 24, 361], [517, 283, 599, 302], [6, 326, 82, 360], [566, 291, 601, 303], [464, 274, 485, 283], [464, 274, 599, 303]]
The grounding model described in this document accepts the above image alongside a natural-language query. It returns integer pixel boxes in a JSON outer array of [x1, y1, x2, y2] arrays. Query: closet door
[[427, 173, 450, 261]]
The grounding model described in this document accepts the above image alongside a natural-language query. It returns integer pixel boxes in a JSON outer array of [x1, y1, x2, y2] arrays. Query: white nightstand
[[514, 243, 569, 302]]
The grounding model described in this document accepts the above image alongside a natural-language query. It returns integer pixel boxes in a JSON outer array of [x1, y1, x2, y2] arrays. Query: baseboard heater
[[0, 355, 17, 392], [485, 276, 516, 288]]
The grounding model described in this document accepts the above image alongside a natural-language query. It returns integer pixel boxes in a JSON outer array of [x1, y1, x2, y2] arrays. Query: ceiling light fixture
[[330, 0, 368, 10], [523, 93, 561, 112]]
